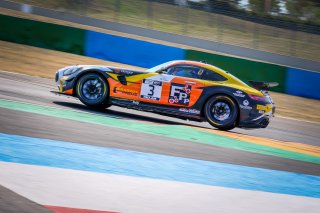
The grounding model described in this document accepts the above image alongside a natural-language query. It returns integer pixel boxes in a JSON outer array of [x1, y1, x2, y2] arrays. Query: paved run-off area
[[0, 68, 320, 212]]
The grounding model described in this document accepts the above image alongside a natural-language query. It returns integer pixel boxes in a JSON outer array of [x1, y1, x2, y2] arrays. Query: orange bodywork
[[107, 74, 204, 107], [65, 89, 73, 95]]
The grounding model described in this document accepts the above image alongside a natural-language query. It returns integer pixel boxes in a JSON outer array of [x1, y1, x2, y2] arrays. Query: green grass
[[11, 0, 320, 62]]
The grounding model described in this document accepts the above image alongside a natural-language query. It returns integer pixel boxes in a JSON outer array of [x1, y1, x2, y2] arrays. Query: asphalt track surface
[[0, 71, 320, 212], [0, 185, 51, 213], [0, 70, 319, 173]]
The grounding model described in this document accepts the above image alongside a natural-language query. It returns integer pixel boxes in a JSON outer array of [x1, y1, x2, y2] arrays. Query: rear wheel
[[76, 73, 110, 108], [204, 95, 238, 131]]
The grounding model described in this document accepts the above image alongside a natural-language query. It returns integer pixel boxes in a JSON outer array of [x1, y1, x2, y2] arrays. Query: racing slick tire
[[204, 95, 238, 131], [76, 73, 110, 109]]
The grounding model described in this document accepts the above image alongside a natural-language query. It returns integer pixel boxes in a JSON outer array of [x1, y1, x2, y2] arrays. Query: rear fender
[[193, 86, 248, 120]]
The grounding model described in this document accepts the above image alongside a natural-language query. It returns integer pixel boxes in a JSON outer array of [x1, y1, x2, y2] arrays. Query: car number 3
[[148, 85, 155, 96], [140, 79, 162, 101]]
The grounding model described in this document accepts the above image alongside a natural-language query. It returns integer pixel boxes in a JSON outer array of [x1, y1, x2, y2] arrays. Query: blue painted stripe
[[0, 133, 319, 198], [84, 31, 185, 68]]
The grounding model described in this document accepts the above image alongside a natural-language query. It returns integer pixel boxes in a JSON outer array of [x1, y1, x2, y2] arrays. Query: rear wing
[[248, 80, 279, 91]]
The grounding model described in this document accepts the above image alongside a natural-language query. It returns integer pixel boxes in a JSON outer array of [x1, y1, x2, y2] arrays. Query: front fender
[[59, 68, 113, 96]]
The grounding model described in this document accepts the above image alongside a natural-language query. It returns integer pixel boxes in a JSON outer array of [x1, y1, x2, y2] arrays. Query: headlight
[[63, 66, 79, 76]]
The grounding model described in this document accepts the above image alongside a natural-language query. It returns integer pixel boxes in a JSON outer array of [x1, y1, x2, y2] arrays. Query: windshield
[[145, 61, 176, 73]]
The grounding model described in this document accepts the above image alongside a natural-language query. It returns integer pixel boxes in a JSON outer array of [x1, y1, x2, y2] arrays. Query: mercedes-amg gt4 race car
[[53, 60, 277, 130]]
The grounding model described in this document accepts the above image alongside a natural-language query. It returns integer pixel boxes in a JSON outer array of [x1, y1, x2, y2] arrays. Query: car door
[[165, 65, 205, 107], [138, 73, 175, 104], [108, 71, 158, 101]]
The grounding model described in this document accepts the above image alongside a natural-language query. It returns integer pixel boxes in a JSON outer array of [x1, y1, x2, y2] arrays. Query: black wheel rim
[[211, 101, 231, 121], [81, 78, 104, 100]]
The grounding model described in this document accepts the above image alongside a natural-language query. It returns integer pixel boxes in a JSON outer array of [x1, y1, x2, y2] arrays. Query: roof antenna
[[200, 60, 207, 64]]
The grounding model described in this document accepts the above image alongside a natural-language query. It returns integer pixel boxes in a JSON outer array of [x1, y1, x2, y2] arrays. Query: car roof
[[147, 60, 228, 77], [166, 60, 228, 75], [166, 60, 208, 67], [167, 60, 250, 87]]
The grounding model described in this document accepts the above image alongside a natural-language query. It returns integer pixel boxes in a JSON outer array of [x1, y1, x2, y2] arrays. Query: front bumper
[[239, 115, 271, 128], [55, 69, 77, 95]]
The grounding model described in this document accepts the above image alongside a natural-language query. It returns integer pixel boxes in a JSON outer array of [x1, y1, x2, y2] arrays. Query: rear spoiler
[[248, 80, 279, 91]]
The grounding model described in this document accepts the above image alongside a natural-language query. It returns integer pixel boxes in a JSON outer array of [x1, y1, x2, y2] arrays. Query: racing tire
[[76, 73, 110, 109], [204, 95, 238, 131]]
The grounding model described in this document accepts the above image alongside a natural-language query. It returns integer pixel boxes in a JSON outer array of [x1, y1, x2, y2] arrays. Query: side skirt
[[109, 97, 204, 122]]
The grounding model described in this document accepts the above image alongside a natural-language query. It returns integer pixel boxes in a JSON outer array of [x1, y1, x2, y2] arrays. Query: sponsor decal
[[168, 83, 191, 105], [146, 74, 175, 82], [120, 70, 134, 75], [179, 108, 200, 114], [257, 105, 267, 110], [140, 79, 163, 100], [243, 100, 249, 106], [114, 69, 134, 75], [114, 87, 138, 96], [257, 104, 272, 113], [240, 105, 252, 110], [143, 79, 162, 86], [258, 110, 265, 114], [233, 90, 245, 98], [132, 100, 139, 105], [257, 104, 273, 113]]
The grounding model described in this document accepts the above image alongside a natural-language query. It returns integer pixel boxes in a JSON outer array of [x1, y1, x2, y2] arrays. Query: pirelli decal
[[256, 104, 272, 113]]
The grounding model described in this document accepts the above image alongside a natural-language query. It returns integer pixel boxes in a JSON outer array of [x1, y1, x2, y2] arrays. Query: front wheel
[[204, 95, 238, 131], [76, 73, 110, 108]]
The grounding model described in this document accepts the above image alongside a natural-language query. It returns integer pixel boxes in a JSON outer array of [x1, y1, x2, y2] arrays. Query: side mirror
[[156, 69, 166, 74]]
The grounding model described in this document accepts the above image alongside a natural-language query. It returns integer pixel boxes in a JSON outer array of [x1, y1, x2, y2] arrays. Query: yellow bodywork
[[203, 64, 264, 96], [257, 104, 273, 113]]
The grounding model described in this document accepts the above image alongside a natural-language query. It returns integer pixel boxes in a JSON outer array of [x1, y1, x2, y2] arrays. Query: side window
[[202, 70, 227, 81], [166, 66, 203, 79]]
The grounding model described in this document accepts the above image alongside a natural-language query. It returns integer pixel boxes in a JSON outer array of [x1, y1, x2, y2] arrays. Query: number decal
[[148, 85, 155, 96], [140, 79, 162, 101]]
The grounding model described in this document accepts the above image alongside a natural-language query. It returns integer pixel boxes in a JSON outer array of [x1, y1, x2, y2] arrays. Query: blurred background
[[10, 0, 320, 62]]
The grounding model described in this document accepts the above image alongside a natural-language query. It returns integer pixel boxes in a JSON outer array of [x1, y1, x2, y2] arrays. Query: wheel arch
[[72, 69, 110, 96], [201, 92, 241, 125]]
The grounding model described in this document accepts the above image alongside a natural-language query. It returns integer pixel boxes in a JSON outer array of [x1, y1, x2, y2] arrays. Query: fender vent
[[117, 75, 127, 85]]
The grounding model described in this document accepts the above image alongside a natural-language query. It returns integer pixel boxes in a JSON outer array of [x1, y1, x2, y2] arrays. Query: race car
[[54, 60, 277, 130]]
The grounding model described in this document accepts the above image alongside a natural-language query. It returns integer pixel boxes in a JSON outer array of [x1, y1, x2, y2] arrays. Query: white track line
[[0, 162, 319, 213]]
